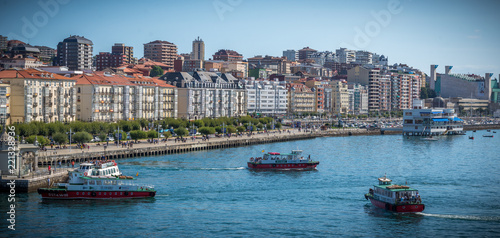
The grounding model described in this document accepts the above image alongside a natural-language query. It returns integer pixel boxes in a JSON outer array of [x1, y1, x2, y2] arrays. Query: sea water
[[1, 130, 499, 237]]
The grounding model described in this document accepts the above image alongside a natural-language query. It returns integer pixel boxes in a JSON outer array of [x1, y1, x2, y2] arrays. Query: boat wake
[[199, 167, 246, 171], [161, 167, 246, 171], [417, 213, 500, 221]]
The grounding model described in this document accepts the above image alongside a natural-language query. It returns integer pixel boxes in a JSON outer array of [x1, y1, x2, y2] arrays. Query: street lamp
[[66, 128, 74, 152], [157, 124, 162, 142]]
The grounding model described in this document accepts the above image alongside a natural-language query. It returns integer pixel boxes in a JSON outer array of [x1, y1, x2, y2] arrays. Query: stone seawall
[[0, 169, 72, 193]]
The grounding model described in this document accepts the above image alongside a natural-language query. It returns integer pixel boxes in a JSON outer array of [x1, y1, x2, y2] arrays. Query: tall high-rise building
[[0, 35, 7, 50], [112, 43, 134, 64], [191, 37, 205, 61], [298, 47, 317, 60], [144, 40, 178, 69], [283, 50, 298, 61], [57, 35, 93, 71]]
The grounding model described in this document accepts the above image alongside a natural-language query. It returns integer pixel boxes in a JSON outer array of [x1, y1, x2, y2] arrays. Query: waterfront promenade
[[37, 127, 374, 162]]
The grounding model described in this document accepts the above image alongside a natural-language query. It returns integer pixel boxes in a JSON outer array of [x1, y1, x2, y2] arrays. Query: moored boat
[[38, 161, 156, 199], [364, 175, 424, 213], [247, 150, 319, 170], [420, 136, 438, 141]]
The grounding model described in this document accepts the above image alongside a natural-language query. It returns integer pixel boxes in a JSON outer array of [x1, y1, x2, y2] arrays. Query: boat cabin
[[372, 176, 421, 205], [69, 161, 121, 184], [262, 150, 306, 161]]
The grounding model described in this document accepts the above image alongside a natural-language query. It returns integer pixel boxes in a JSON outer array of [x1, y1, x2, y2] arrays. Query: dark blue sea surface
[[1, 130, 499, 237]]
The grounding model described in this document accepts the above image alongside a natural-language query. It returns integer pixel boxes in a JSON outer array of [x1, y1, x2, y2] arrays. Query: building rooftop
[[63, 35, 93, 45], [73, 71, 175, 88], [0, 68, 73, 80]]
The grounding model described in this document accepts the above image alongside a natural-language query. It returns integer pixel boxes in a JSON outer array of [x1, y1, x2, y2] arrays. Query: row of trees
[[13, 116, 281, 146]]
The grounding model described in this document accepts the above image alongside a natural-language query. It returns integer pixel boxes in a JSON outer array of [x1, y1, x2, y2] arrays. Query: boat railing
[[395, 198, 422, 205]]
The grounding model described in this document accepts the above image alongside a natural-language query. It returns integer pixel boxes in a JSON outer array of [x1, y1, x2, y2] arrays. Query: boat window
[[96, 181, 102, 185], [89, 180, 95, 185]]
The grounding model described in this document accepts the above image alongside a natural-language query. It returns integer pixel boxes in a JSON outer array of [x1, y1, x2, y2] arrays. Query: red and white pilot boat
[[247, 150, 319, 170], [364, 175, 425, 213], [37, 160, 156, 199]]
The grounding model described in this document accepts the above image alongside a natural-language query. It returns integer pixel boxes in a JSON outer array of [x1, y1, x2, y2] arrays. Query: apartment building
[[347, 84, 368, 114], [0, 82, 11, 124], [74, 72, 177, 122], [111, 43, 134, 64], [162, 72, 246, 119], [243, 79, 288, 116], [144, 40, 177, 69], [287, 83, 315, 114], [0, 68, 77, 123], [213, 49, 243, 62], [57, 35, 93, 71], [247, 55, 290, 75], [330, 80, 349, 115]]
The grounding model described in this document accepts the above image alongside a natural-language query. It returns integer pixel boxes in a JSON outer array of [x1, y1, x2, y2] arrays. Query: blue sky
[[1, 0, 499, 76]]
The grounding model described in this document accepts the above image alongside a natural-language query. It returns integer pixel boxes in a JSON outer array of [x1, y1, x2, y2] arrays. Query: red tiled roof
[[73, 71, 175, 88], [0, 68, 73, 80]]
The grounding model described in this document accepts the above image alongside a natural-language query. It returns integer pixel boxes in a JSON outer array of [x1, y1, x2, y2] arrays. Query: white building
[[336, 48, 356, 64], [348, 84, 368, 114], [244, 79, 288, 116], [355, 50, 373, 65], [403, 99, 464, 136], [162, 72, 246, 119]]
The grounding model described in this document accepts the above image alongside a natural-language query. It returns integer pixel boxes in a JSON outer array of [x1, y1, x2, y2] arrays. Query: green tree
[[129, 130, 147, 142], [119, 121, 132, 132], [162, 131, 172, 139], [237, 126, 246, 133], [139, 119, 149, 130], [131, 121, 141, 131], [226, 126, 236, 134], [52, 132, 68, 145], [147, 130, 158, 139], [72, 132, 92, 144], [174, 127, 188, 137], [198, 127, 215, 136], [215, 126, 223, 134], [149, 66, 164, 77], [26, 135, 50, 146], [114, 131, 127, 141], [98, 133, 107, 142]]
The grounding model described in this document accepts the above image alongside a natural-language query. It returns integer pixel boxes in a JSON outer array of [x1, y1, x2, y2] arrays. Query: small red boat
[[364, 175, 425, 213], [247, 150, 319, 170]]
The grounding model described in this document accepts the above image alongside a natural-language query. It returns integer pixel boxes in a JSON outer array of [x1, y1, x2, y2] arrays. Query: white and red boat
[[247, 150, 319, 170], [364, 175, 424, 213], [38, 161, 156, 199]]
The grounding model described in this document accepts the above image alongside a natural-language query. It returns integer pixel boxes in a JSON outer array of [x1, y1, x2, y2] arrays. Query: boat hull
[[38, 188, 156, 199], [247, 162, 319, 170], [367, 196, 424, 213]]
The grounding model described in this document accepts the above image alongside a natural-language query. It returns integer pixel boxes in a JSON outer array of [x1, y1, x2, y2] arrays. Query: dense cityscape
[[0, 34, 499, 126]]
